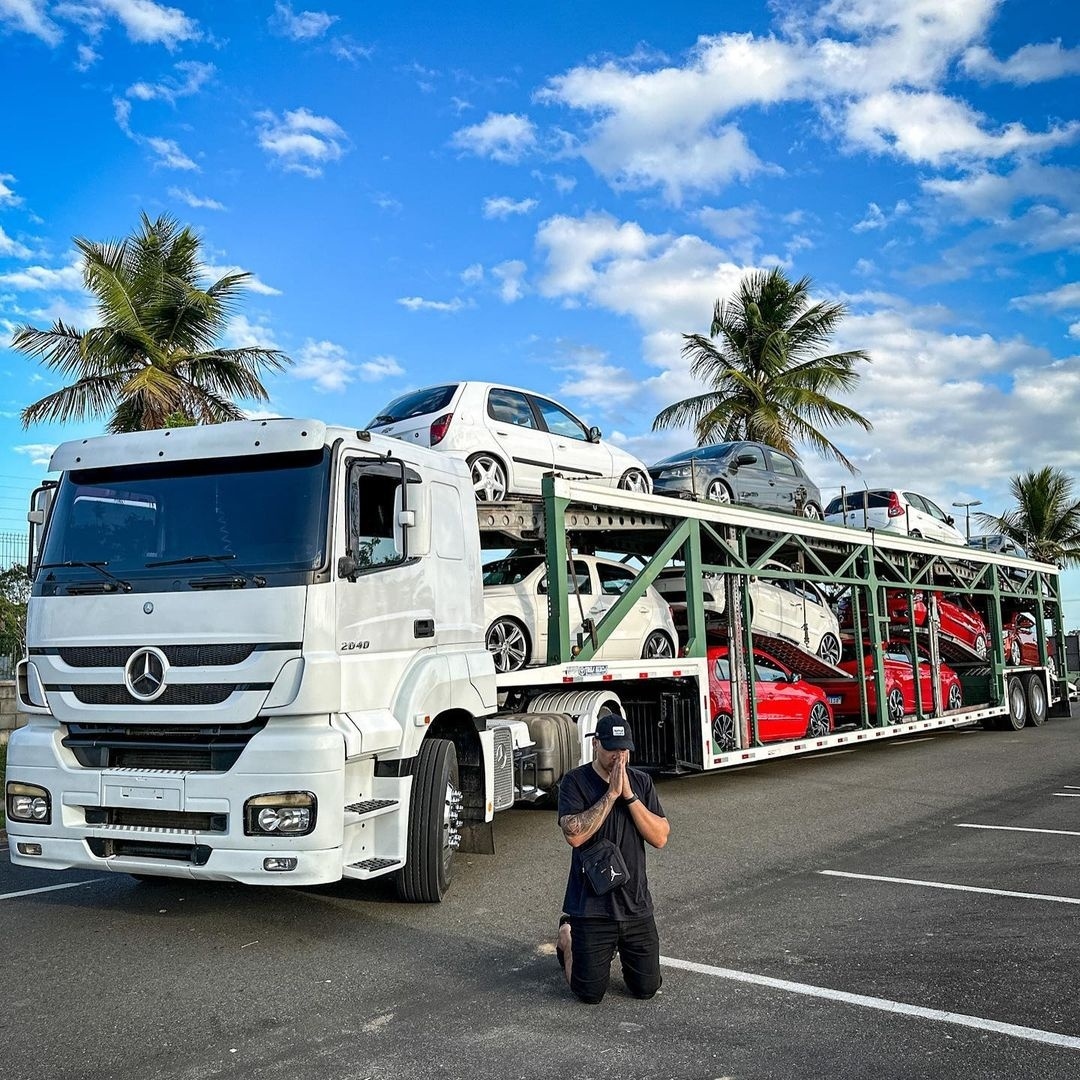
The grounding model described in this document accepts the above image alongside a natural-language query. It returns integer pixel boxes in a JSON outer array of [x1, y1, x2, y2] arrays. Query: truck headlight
[[6, 782, 52, 825], [244, 792, 316, 836]]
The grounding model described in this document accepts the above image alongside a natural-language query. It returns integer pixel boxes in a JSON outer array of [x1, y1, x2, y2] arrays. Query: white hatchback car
[[367, 382, 652, 500], [823, 489, 966, 545], [655, 561, 842, 664], [481, 553, 678, 672]]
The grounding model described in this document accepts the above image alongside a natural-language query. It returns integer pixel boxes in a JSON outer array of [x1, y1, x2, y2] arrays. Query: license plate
[[827, 695, 842, 705]]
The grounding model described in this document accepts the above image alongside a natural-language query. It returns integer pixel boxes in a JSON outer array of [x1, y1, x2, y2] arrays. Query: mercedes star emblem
[[124, 646, 170, 702]]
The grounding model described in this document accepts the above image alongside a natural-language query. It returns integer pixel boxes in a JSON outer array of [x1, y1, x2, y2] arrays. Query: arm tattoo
[[560, 795, 611, 840]]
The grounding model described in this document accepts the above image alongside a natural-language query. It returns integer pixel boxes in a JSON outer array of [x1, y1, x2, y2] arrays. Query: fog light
[[244, 791, 317, 836], [18, 842, 43, 856], [263, 857, 298, 872], [6, 782, 51, 825]]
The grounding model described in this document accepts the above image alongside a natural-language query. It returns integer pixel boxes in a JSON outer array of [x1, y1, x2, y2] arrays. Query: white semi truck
[[5, 420, 1066, 900]]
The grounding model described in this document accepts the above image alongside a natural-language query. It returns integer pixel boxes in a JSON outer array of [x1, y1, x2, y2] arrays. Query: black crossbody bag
[[581, 837, 630, 895]]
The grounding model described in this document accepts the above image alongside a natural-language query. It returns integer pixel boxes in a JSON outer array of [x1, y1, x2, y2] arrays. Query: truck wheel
[[396, 738, 461, 903], [805, 702, 831, 738], [486, 617, 530, 672], [1025, 673, 1048, 727], [1004, 675, 1027, 731]]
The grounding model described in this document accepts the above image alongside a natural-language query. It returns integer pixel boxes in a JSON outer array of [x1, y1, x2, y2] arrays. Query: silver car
[[649, 441, 824, 518]]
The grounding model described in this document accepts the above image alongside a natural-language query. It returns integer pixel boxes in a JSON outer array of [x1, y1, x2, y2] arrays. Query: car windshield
[[38, 449, 331, 581], [655, 442, 738, 467], [483, 555, 545, 586], [368, 384, 458, 425], [825, 491, 891, 514]]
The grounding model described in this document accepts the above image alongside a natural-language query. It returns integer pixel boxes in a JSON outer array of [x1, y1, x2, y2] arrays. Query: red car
[[812, 640, 963, 723], [840, 590, 989, 658], [1003, 612, 1055, 672], [708, 643, 834, 751]]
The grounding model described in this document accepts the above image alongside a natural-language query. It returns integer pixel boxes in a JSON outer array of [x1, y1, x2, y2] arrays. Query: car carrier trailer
[[4, 420, 1067, 901]]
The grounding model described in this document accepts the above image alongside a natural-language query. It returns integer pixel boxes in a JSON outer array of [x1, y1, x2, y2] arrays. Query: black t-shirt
[[558, 762, 665, 920]]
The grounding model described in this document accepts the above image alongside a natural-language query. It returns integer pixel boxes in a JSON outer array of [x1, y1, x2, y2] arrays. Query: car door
[[536, 558, 594, 658], [919, 496, 961, 542], [485, 387, 554, 493], [728, 444, 773, 509], [764, 448, 805, 512], [529, 394, 612, 484], [750, 654, 795, 740], [592, 560, 651, 656]]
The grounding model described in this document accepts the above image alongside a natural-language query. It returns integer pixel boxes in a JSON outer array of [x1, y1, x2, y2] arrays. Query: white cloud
[[270, 1, 337, 40], [0, 225, 31, 258], [451, 113, 537, 164], [359, 355, 404, 382], [14, 443, 57, 467], [853, 202, 886, 232], [126, 60, 214, 103], [221, 313, 280, 351], [0, 0, 63, 44], [962, 41, 1080, 85], [291, 338, 356, 392], [1010, 283, 1080, 314], [396, 296, 468, 312], [0, 173, 22, 206], [201, 263, 281, 296], [256, 107, 347, 177], [75, 42, 99, 69], [492, 260, 526, 303], [557, 359, 639, 406], [842, 90, 1080, 166], [168, 187, 226, 211], [460, 263, 483, 285], [0, 259, 84, 291], [145, 135, 199, 170], [922, 163, 1080, 222], [95, 0, 200, 47], [482, 195, 538, 219]]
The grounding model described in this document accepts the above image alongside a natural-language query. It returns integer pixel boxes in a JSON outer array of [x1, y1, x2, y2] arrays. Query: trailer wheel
[[805, 702, 831, 738], [712, 712, 736, 752], [396, 738, 461, 903], [817, 633, 841, 666], [1004, 675, 1027, 731], [1025, 673, 1048, 727]]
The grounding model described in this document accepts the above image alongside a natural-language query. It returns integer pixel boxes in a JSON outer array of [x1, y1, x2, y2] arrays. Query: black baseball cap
[[590, 714, 635, 751]]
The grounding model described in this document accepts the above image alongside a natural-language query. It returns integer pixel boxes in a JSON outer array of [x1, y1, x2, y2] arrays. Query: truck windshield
[[38, 448, 331, 580]]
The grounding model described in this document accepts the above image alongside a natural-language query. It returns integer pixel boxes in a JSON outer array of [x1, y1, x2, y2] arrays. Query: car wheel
[[485, 617, 530, 672], [817, 633, 841, 666], [947, 683, 963, 711], [712, 711, 736, 752], [973, 633, 988, 659], [805, 702, 831, 738], [468, 453, 508, 502], [887, 686, 905, 722], [803, 502, 822, 520], [1007, 638, 1022, 666], [705, 479, 732, 504], [618, 469, 649, 493], [641, 630, 675, 660]]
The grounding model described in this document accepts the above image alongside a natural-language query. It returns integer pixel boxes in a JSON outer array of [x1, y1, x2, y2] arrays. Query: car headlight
[[244, 792, 317, 836], [6, 782, 52, 825], [660, 466, 692, 479]]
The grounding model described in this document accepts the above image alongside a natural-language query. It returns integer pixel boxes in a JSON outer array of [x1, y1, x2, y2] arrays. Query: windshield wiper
[[146, 553, 266, 587], [39, 561, 132, 592]]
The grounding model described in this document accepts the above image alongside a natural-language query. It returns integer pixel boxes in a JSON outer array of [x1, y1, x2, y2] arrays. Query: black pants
[[567, 914, 661, 1004]]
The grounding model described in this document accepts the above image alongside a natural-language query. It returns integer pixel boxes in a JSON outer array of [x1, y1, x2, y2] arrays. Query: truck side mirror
[[397, 509, 415, 528]]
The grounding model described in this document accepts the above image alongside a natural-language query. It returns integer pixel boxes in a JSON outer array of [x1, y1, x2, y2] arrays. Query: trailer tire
[[396, 737, 461, 903], [1025, 673, 1048, 727], [1004, 675, 1027, 731]]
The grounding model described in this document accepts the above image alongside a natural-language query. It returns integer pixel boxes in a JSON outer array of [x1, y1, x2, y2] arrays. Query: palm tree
[[15, 213, 289, 433], [976, 467, 1080, 566], [653, 267, 872, 472]]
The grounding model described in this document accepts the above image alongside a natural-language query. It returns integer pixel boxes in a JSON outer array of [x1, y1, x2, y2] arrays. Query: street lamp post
[[952, 499, 982, 541]]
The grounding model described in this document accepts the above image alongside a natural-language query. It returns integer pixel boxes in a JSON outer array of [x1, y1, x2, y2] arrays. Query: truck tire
[[1025, 673, 1048, 727], [1003, 675, 1027, 731], [396, 738, 461, 903]]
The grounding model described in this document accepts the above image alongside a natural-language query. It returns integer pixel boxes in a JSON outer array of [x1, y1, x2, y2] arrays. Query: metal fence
[[1, 530, 27, 679]]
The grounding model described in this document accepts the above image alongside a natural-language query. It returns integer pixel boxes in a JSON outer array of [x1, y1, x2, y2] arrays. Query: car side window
[[754, 659, 787, 682], [922, 497, 948, 521], [903, 492, 927, 513], [738, 445, 767, 470], [538, 560, 593, 595], [713, 657, 731, 682], [532, 396, 589, 440], [766, 448, 797, 476], [488, 388, 538, 428], [597, 562, 636, 596]]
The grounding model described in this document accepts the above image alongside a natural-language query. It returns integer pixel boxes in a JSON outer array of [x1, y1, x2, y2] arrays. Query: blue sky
[[1, 0, 1079, 616]]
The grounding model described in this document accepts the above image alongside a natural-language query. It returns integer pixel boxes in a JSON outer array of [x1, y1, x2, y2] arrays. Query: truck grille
[[69, 684, 243, 706], [86, 838, 212, 864], [84, 807, 228, 832], [45, 644, 260, 668], [62, 720, 266, 771]]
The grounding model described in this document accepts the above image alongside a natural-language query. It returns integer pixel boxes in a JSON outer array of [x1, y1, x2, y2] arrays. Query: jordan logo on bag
[[607, 864, 623, 883]]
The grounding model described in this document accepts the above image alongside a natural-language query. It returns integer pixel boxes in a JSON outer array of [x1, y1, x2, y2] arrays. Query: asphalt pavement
[[3, 709, 1080, 1080]]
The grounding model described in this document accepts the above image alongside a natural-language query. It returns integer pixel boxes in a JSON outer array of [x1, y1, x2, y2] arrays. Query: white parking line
[[1063, 786, 1080, 790], [819, 870, 1080, 905], [1052, 793, 1080, 798], [956, 823, 1080, 837], [659, 956, 1080, 1051], [0, 880, 98, 901]]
